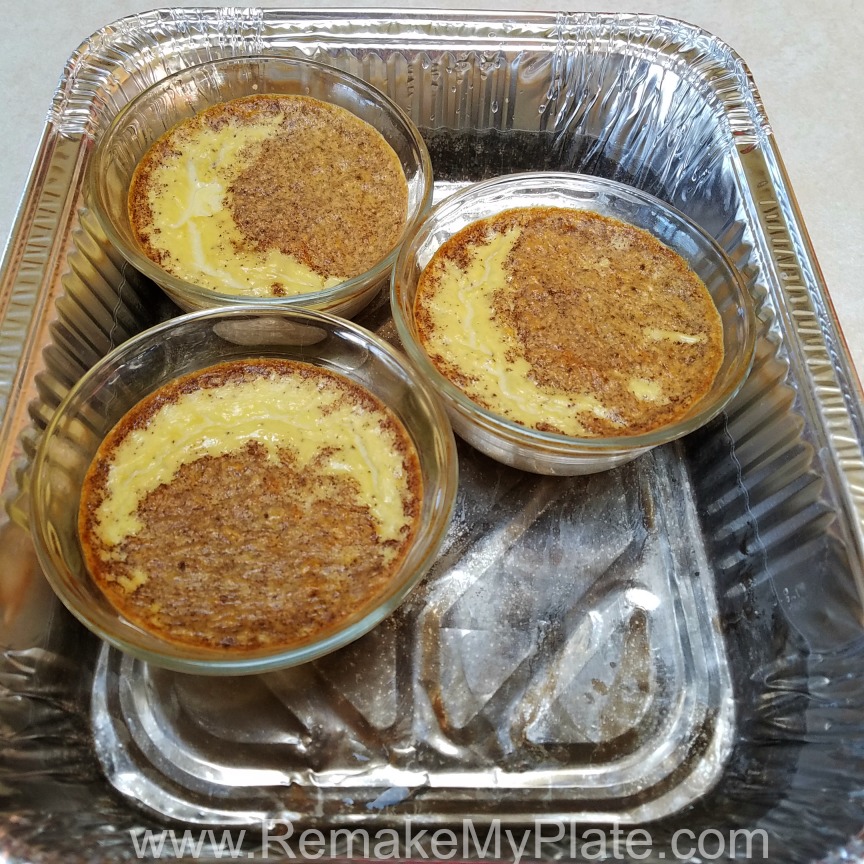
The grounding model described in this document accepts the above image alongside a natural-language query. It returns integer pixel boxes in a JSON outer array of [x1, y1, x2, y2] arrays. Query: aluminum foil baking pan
[[2, 9, 864, 864]]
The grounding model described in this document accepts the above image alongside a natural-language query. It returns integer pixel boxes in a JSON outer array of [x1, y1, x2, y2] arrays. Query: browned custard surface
[[415, 206, 725, 437], [78, 359, 422, 652], [128, 94, 408, 297]]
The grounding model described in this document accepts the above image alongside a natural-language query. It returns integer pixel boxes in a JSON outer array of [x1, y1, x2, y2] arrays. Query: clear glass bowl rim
[[28, 305, 459, 674], [391, 171, 758, 453], [86, 53, 434, 310]]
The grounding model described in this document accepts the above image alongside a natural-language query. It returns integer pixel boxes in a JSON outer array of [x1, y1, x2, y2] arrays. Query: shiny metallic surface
[[1, 9, 864, 863]]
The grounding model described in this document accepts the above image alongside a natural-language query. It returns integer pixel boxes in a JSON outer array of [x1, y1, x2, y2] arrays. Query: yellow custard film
[[128, 94, 408, 297], [78, 359, 422, 652], [414, 206, 724, 438]]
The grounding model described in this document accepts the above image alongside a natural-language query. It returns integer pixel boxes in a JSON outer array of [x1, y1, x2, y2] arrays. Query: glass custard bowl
[[87, 55, 433, 318], [29, 307, 458, 674], [391, 172, 756, 475]]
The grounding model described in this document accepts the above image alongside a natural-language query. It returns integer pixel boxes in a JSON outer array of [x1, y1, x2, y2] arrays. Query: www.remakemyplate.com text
[[130, 819, 770, 860]]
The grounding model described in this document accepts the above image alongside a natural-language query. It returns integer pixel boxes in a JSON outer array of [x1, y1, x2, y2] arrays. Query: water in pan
[[3, 13, 864, 864], [74, 129, 858, 854], [69, 125, 728, 824]]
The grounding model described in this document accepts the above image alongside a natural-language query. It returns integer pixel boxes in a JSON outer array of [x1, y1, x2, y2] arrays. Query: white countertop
[[2, 0, 861, 380]]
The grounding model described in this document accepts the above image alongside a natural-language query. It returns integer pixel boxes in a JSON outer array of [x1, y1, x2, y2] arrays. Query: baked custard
[[128, 94, 408, 297], [414, 206, 724, 437], [78, 359, 422, 651]]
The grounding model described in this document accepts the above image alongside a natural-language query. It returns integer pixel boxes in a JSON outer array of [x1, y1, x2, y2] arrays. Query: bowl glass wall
[[88, 55, 433, 317], [391, 172, 756, 475], [29, 308, 457, 674]]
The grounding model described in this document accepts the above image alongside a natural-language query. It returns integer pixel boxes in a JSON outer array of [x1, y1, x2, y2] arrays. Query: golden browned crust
[[128, 94, 408, 288], [78, 359, 422, 652], [415, 206, 725, 437]]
